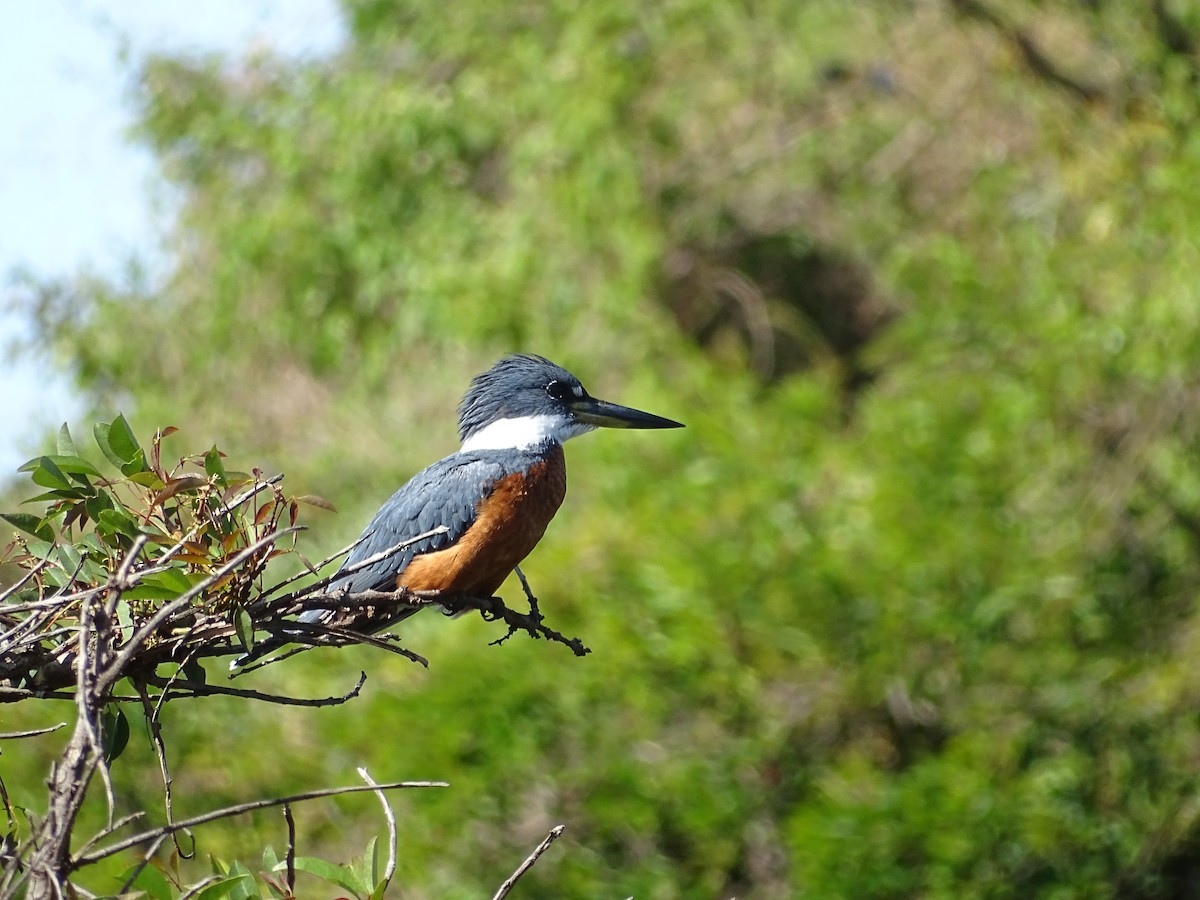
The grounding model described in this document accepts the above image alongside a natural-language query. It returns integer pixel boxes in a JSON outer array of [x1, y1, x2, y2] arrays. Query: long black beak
[[570, 396, 684, 430]]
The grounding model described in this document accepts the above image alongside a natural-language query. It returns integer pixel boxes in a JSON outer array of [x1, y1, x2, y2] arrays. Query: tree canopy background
[[6, 0, 1200, 896]]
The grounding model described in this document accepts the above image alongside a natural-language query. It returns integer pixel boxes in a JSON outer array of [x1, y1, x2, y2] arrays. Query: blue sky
[[0, 0, 342, 473]]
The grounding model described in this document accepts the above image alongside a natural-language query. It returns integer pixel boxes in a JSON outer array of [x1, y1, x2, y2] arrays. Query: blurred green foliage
[[7, 0, 1200, 896]]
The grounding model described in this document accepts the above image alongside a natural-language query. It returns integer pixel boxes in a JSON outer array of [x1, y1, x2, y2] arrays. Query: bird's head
[[458, 354, 683, 452]]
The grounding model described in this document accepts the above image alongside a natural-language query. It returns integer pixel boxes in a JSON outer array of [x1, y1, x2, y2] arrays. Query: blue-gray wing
[[236, 450, 525, 662], [327, 452, 512, 594]]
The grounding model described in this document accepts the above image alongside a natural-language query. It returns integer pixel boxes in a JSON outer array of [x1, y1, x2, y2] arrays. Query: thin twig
[[141, 671, 369, 707], [73, 780, 449, 866], [1, 582, 107, 615], [229, 615, 431, 677], [283, 803, 296, 896], [257, 526, 448, 607], [492, 825, 566, 900], [72, 812, 146, 859], [0, 722, 66, 740], [0, 557, 51, 603], [135, 682, 188, 859], [254, 536, 364, 599], [447, 595, 590, 657]]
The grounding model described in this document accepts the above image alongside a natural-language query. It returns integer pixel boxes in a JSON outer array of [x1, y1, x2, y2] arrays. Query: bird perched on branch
[[236, 354, 682, 666]]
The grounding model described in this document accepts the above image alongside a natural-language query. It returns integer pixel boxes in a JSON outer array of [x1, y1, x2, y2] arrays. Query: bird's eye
[[546, 380, 571, 401]]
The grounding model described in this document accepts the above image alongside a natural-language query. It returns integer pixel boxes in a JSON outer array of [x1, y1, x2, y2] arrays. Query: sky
[[0, 0, 343, 474]]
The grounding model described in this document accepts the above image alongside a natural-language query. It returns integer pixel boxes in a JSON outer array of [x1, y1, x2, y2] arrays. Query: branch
[[73, 779, 449, 866], [492, 825, 566, 900], [255, 526, 449, 608], [0, 723, 66, 740], [283, 804, 296, 896], [141, 671, 369, 707], [448, 593, 591, 658]]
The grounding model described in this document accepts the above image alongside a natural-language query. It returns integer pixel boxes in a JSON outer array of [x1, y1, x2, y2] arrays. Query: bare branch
[[283, 804, 296, 896], [0, 557, 51, 603], [0, 722, 66, 740], [134, 683, 187, 859], [448, 594, 591, 658], [71, 812, 146, 860], [492, 825, 566, 900], [73, 780, 449, 866], [141, 671, 369, 707]]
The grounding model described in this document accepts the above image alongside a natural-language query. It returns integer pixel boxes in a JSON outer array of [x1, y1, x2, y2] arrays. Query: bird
[[236, 353, 682, 666]]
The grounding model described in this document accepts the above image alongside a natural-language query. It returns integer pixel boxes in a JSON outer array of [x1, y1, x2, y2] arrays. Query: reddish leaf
[[151, 475, 209, 508], [62, 502, 88, 532], [254, 500, 276, 527], [295, 494, 337, 513]]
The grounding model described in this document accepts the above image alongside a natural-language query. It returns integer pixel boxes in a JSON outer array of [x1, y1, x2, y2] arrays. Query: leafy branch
[[0, 418, 585, 897]]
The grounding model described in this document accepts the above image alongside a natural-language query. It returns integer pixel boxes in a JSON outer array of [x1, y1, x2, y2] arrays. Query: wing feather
[[328, 452, 511, 594]]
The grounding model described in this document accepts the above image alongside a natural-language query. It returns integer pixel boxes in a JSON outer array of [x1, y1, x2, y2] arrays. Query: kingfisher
[[239, 354, 682, 663]]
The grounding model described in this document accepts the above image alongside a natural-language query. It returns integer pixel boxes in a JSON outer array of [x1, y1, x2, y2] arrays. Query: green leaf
[[22, 489, 90, 504], [102, 707, 130, 764], [157, 567, 195, 594], [121, 448, 149, 477], [183, 659, 207, 685], [81, 558, 108, 584], [29, 457, 73, 492], [125, 568, 194, 599], [97, 508, 140, 539], [20, 454, 101, 478], [85, 490, 116, 521], [122, 583, 181, 601], [127, 469, 165, 488], [116, 862, 173, 900], [192, 873, 256, 900], [24, 538, 55, 561], [117, 601, 133, 632], [79, 532, 105, 552], [94, 422, 125, 469], [204, 446, 228, 488], [234, 606, 255, 653], [56, 543, 83, 577], [223, 862, 259, 900], [0, 513, 53, 542], [292, 856, 369, 898], [361, 836, 379, 890], [56, 423, 77, 457], [41, 567, 67, 589], [108, 413, 142, 462]]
